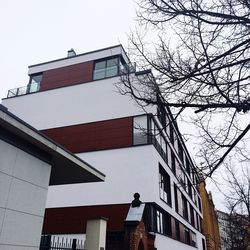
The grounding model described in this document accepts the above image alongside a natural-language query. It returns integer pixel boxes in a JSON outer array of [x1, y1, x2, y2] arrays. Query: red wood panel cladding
[[40, 61, 94, 91], [41, 117, 133, 153], [42, 204, 130, 234]]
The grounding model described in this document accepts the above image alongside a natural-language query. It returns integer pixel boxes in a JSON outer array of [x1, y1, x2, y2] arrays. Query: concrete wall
[[0, 140, 51, 250]]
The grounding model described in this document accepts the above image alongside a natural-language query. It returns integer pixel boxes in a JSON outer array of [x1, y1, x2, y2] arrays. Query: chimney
[[67, 48, 76, 57]]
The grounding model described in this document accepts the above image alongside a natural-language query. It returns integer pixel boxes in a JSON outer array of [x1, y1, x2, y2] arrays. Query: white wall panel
[[13, 149, 51, 188], [0, 140, 17, 175], [0, 140, 51, 249], [7, 178, 48, 216], [0, 209, 43, 248], [155, 234, 195, 250], [46, 145, 159, 208], [2, 77, 154, 130], [0, 246, 38, 250], [0, 208, 5, 237], [0, 173, 11, 208]]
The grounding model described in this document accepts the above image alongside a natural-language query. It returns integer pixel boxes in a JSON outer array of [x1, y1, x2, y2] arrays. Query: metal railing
[[7, 82, 40, 98], [40, 235, 85, 250]]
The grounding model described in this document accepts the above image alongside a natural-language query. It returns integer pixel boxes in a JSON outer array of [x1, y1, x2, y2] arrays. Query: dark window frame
[[93, 56, 120, 80], [155, 208, 172, 236], [159, 164, 172, 206]]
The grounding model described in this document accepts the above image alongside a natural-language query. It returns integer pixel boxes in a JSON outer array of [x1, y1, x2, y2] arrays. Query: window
[[190, 205, 195, 226], [171, 152, 176, 174], [167, 144, 171, 168], [179, 169, 186, 189], [156, 210, 172, 236], [148, 116, 169, 162], [185, 157, 191, 175], [156, 210, 164, 234], [157, 104, 166, 129], [195, 176, 199, 190], [174, 184, 184, 216], [28, 73, 42, 93], [182, 195, 189, 220], [202, 238, 206, 250], [191, 232, 197, 247], [133, 116, 148, 145], [93, 57, 119, 80], [184, 226, 191, 244], [196, 214, 201, 232], [175, 219, 180, 240], [159, 165, 171, 205], [169, 124, 174, 144], [198, 197, 202, 212], [188, 180, 192, 198], [178, 139, 184, 162], [194, 190, 198, 206]]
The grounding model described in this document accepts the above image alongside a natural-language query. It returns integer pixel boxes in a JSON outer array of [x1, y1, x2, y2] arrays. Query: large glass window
[[93, 57, 119, 80], [133, 115, 148, 145], [159, 165, 171, 205]]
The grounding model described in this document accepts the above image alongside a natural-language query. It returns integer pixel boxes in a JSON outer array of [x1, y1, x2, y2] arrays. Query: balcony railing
[[40, 235, 85, 250], [7, 82, 40, 98]]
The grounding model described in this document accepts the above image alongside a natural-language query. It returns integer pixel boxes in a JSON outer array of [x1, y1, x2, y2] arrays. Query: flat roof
[[0, 104, 105, 185], [28, 44, 131, 75]]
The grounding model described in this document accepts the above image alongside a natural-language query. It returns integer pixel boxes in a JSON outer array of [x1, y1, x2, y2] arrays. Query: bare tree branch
[[119, 0, 250, 176]]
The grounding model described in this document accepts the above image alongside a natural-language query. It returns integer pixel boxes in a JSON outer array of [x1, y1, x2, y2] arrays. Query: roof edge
[[28, 44, 126, 69]]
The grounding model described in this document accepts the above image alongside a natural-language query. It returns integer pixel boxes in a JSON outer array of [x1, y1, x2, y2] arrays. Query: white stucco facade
[[2, 76, 152, 130], [2, 45, 206, 249]]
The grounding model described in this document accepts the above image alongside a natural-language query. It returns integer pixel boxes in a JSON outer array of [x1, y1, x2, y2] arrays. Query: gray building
[[217, 211, 230, 250]]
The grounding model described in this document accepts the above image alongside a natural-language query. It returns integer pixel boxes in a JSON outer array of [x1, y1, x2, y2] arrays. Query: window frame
[[28, 73, 42, 93], [159, 164, 172, 206], [93, 56, 119, 80]]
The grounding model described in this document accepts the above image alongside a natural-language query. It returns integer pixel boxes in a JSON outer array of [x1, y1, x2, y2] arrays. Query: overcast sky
[[0, 0, 228, 211], [0, 0, 137, 99]]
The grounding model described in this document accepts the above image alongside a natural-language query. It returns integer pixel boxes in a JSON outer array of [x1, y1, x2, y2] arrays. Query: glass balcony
[[7, 82, 40, 98]]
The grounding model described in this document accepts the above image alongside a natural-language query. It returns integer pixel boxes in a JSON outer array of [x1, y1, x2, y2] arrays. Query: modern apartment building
[[2, 45, 206, 249]]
